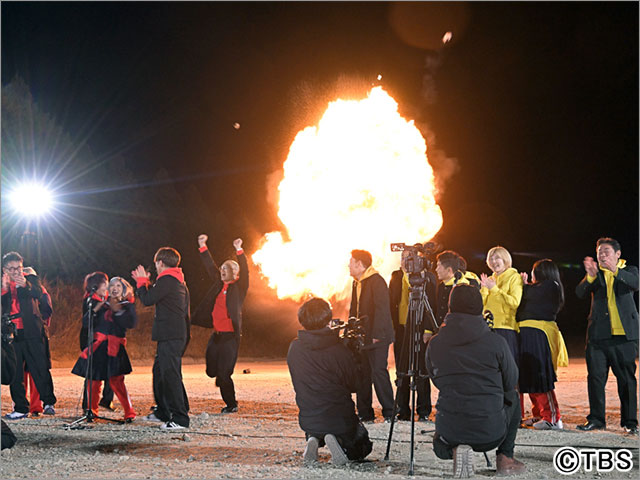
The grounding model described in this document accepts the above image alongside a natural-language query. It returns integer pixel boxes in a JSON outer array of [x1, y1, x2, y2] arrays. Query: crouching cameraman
[[426, 285, 525, 478], [287, 298, 373, 466]]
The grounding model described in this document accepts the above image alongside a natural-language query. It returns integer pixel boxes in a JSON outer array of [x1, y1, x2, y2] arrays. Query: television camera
[[329, 316, 366, 355]]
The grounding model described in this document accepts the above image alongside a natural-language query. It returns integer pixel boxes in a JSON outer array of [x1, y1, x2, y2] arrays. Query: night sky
[[2, 2, 638, 351]]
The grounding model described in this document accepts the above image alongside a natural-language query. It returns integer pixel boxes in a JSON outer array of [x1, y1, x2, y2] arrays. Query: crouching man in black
[[426, 285, 525, 478], [287, 298, 373, 466]]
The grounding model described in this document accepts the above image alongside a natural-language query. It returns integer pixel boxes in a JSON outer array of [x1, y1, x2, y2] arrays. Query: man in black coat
[[193, 234, 248, 413], [426, 284, 525, 477], [389, 250, 437, 421], [575, 237, 639, 434], [133, 247, 191, 430], [349, 249, 395, 422], [287, 297, 372, 465], [2, 251, 56, 419]]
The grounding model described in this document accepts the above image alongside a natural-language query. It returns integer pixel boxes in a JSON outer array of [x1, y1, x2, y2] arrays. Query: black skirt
[[71, 342, 132, 381], [518, 327, 556, 393]]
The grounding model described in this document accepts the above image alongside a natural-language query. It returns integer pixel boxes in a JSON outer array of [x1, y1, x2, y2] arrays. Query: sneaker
[[43, 405, 55, 416], [324, 434, 349, 466], [303, 437, 319, 464], [142, 412, 164, 423], [453, 444, 474, 478], [533, 419, 563, 430], [496, 453, 526, 476], [160, 421, 186, 431], [125, 417, 135, 424], [521, 416, 541, 427], [396, 412, 411, 421], [220, 406, 238, 414], [623, 425, 638, 435], [383, 416, 393, 424], [30, 411, 42, 417], [3, 411, 28, 420], [418, 415, 431, 423]]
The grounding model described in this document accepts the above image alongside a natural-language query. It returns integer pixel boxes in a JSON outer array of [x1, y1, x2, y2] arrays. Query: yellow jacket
[[481, 267, 523, 331]]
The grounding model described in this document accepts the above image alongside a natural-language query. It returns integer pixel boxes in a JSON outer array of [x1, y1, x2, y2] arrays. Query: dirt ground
[[1, 357, 638, 479]]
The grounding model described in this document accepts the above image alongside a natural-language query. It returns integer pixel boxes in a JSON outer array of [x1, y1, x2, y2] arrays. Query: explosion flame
[[252, 87, 443, 302]]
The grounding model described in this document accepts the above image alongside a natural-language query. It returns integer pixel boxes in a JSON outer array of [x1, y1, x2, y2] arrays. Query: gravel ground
[[1, 358, 638, 479]]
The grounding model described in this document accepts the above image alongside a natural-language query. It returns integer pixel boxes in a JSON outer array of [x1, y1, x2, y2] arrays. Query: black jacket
[[516, 280, 562, 322], [137, 271, 190, 345], [1, 274, 51, 341], [389, 269, 438, 333], [349, 272, 395, 348], [575, 265, 639, 341], [426, 312, 518, 445], [287, 327, 360, 435], [192, 249, 248, 339]]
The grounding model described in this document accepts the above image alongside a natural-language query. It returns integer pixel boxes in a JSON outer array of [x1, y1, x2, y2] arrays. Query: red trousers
[[24, 372, 43, 414], [520, 390, 561, 423], [87, 375, 136, 420]]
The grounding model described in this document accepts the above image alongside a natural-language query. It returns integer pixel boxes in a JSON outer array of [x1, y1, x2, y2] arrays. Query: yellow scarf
[[601, 259, 627, 335]]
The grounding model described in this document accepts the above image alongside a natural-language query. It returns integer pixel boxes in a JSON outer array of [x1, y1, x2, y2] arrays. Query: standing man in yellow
[[576, 237, 638, 434]]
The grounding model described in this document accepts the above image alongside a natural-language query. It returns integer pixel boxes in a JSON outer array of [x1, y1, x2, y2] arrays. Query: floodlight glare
[[8, 182, 54, 218]]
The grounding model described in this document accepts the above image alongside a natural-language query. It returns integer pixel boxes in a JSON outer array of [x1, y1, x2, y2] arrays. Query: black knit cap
[[448, 284, 483, 315]]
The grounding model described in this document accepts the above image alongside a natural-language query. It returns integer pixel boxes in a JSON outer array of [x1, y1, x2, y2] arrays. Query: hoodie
[[426, 312, 518, 445]]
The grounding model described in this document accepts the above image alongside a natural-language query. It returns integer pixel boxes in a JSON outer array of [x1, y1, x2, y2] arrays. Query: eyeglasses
[[4, 266, 23, 272]]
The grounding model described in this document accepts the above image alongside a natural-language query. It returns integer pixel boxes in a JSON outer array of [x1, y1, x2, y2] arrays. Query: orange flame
[[252, 87, 443, 302]]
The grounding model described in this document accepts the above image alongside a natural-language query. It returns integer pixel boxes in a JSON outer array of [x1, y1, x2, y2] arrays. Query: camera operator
[[287, 298, 373, 466], [426, 284, 525, 477], [434, 251, 480, 327], [2, 315, 18, 449], [348, 249, 395, 423], [389, 249, 436, 422], [1, 252, 57, 420]]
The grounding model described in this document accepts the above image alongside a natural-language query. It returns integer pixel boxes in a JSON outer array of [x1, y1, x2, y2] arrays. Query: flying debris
[[442, 31, 453, 44], [233, 122, 241, 130], [377, 74, 383, 81]]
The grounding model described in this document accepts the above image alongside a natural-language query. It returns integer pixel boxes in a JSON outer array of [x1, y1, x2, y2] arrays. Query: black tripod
[[384, 271, 437, 475], [64, 295, 123, 429]]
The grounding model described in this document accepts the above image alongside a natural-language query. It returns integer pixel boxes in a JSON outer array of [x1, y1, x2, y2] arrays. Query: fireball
[[252, 86, 442, 302]]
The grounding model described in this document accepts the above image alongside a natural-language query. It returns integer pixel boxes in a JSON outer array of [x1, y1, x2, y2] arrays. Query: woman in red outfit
[[72, 273, 137, 422]]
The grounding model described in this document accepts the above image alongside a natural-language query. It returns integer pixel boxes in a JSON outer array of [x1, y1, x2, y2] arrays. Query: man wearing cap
[[426, 284, 525, 478]]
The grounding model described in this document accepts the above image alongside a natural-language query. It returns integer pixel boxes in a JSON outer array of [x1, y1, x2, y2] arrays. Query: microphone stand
[[64, 295, 123, 429]]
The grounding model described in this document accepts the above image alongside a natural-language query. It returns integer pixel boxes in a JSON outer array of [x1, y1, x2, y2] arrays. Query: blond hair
[[486, 246, 512, 270]]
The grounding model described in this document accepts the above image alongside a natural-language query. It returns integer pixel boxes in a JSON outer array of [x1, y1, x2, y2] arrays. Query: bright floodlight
[[7, 182, 54, 218]]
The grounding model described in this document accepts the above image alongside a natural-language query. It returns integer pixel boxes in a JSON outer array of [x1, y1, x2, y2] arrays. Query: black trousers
[[1, 420, 17, 450], [10, 334, 56, 413], [306, 422, 373, 461], [585, 336, 638, 428], [433, 390, 521, 459], [394, 324, 431, 417], [152, 339, 190, 427], [356, 344, 395, 419], [205, 332, 239, 408]]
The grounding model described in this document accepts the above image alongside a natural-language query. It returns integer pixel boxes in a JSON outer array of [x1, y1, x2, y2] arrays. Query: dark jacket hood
[[297, 327, 341, 350], [440, 312, 490, 346]]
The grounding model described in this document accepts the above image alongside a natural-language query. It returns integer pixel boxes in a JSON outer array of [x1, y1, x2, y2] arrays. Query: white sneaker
[[142, 412, 164, 423], [3, 411, 28, 420], [324, 434, 349, 466], [303, 437, 319, 464], [160, 421, 186, 431], [453, 444, 474, 478], [533, 419, 563, 430]]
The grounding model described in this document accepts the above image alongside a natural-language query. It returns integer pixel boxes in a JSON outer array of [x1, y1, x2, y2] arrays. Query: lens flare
[[253, 87, 443, 301], [7, 182, 54, 218]]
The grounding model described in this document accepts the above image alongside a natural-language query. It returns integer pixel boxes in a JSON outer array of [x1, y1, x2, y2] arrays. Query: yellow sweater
[[480, 267, 523, 331]]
